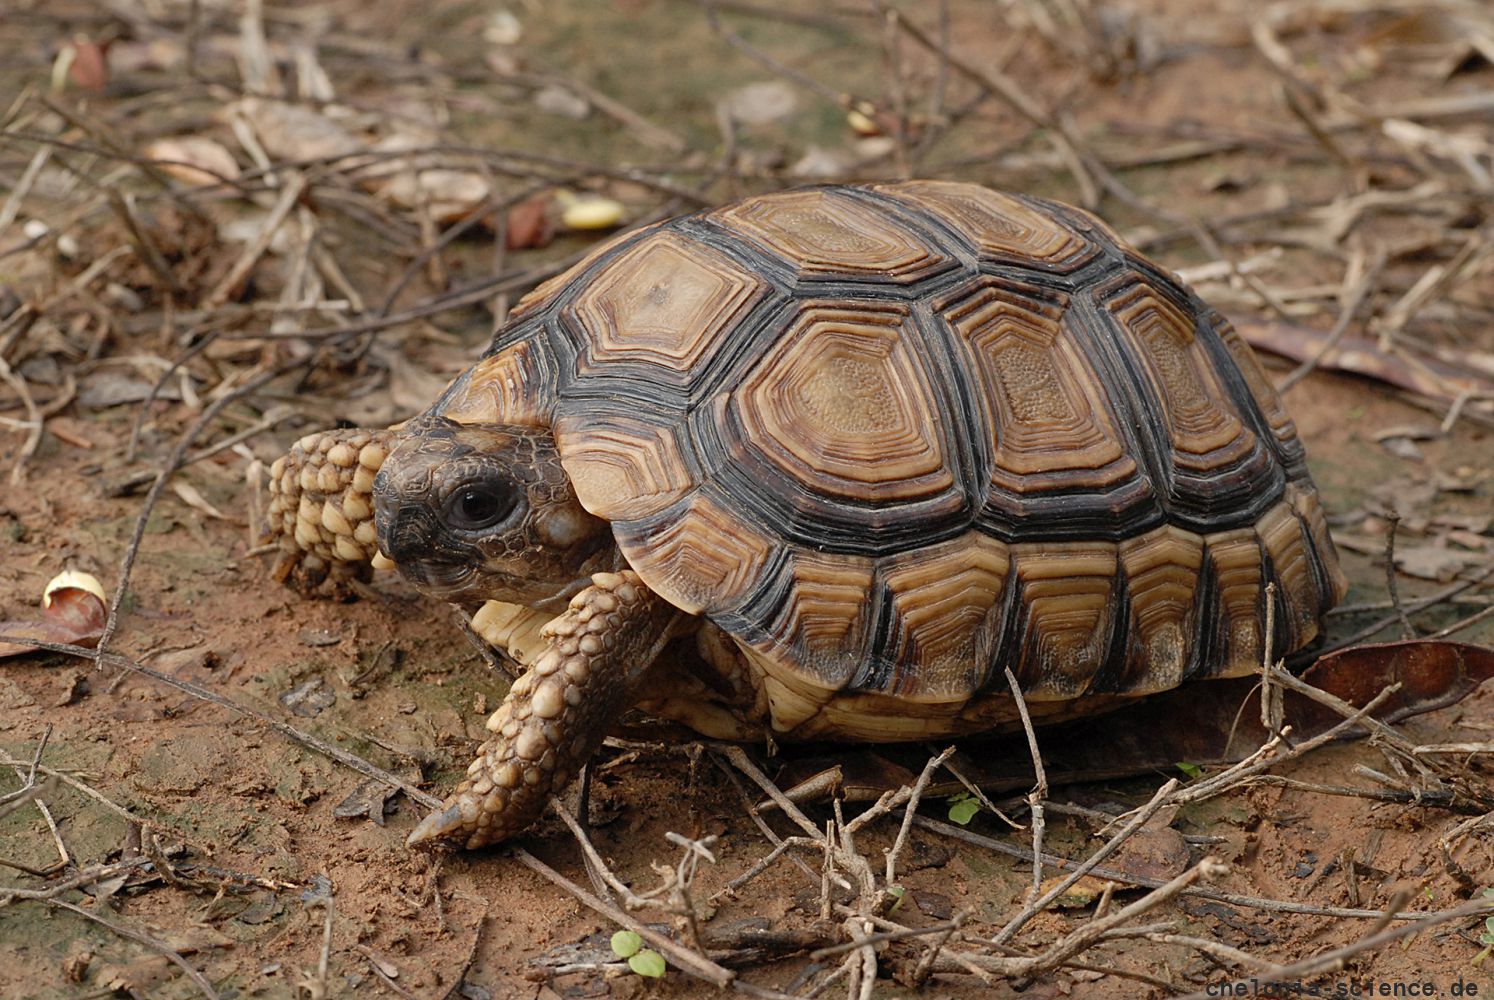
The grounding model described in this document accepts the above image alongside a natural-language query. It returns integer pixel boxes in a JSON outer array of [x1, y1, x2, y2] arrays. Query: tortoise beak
[[375, 497, 436, 573]]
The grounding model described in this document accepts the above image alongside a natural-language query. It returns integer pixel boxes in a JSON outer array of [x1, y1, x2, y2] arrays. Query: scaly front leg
[[408, 570, 681, 849], [265, 428, 398, 594]]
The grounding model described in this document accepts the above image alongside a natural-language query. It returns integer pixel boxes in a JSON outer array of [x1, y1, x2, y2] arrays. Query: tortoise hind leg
[[408, 570, 683, 850], [265, 428, 397, 596]]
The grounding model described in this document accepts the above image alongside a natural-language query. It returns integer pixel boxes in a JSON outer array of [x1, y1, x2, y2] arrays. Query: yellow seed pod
[[559, 193, 625, 231], [847, 101, 883, 137]]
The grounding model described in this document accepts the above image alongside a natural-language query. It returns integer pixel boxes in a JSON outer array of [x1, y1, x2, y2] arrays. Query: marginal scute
[[1286, 482, 1350, 604], [615, 489, 778, 616], [714, 187, 954, 283], [1009, 542, 1119, 700], [1203, 527, 1266, 677], [1117, 525, 1205, 693], [440, 340, 553, 428], [731, 300, 954, 504], [877, 532, 1010, 700], [875, 180, 1097, 272], [567, 231, 765, 379], [555, 410, 700, 521], [510, 221, 666, 319], [1104, 276, 1257, 469], [1255, 500, 1319, 649], [746, 549, 877, 692]]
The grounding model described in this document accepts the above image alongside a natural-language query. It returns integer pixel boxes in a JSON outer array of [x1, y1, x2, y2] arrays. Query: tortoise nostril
[[375, 498, 437, 571]]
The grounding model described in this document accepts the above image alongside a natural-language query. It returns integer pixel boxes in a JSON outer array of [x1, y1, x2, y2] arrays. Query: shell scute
[[712, 187, 956, 285], [874, 180, 1099, 273]]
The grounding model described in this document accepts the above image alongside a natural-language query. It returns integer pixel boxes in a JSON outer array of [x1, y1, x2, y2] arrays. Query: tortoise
[[266, 180, 1347, 850]]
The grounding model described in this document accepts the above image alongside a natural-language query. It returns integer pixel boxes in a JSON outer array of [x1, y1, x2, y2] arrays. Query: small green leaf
[[1175, 762, 1202, 779], [887, 884, 905, 913], [947, 793, 980, 825], [629, 949, 667, 978], [610, 930, 642, 959]]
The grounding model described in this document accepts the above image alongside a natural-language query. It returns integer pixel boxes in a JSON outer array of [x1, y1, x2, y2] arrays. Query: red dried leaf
[[0, 578, 107, 660], [67, 37, 110, 93], [506, 196, 555, 250]]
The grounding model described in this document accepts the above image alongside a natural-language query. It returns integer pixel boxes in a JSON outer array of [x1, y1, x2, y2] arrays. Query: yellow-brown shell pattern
[[430, 181, 1347, 719]]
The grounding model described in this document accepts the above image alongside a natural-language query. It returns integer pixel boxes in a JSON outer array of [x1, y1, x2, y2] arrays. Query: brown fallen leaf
[[94, 957, 176, 996], [1238, 319, 1494, 405], [506, 195, 556, 250], [62, 36, 110, 93], [0, 571, 108, 659], [1103, 822, 1192, 884], [1393, 543, 1484, 581], [144, 136, 242, 187], [229, 97, 362, 163]]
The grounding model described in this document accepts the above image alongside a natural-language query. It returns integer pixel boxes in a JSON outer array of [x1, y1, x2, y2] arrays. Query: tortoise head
[[373, 418, 611, 606]]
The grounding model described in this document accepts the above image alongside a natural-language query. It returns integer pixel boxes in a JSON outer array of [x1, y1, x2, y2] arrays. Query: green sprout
[[1474, 889, 1494, 966], [886, 884, 906, 914], [610, 929, 667, 978], [947, 792, 980, 825], [1175, 762, 1203, 780]]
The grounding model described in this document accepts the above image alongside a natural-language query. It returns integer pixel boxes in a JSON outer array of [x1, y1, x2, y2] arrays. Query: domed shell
[[434, 181, 1346, 720]]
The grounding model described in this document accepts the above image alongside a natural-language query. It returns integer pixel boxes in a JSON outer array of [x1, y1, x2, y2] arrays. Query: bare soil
[[1, 1, 1492, 998]]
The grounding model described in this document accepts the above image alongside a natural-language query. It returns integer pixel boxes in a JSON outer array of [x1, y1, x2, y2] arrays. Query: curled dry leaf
[[506, 195, 555, 250], [0, 570, 108, 659], [230, 97, 361, 163], [144, 136, 242, 187], [55, 36, 109, 93], [171, 480, 231, 521], [1238, 320, 1494, 406], [378, 168, 490, 223], [362, 132, 492, 224]]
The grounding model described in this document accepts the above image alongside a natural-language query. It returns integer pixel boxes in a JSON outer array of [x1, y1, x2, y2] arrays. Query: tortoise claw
[[406, 801, 471, 848]]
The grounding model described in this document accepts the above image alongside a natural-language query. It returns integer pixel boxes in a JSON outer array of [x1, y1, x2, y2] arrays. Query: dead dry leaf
[[60, 36, 110, 93], [0, 572, 107, 659], [171, 481, 231, 521], [230, 98, 361, 163], [378, 167, 490, 223], [1393, 544, 1483, 581], [719, 81, 799, 125], [145, 136, 242, 187], [1239, 320, 1494, 405], [506, 195, 555, 250]]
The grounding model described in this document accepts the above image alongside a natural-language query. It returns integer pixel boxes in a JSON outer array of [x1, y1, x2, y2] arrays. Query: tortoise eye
[[445, 483, 517, 531]]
